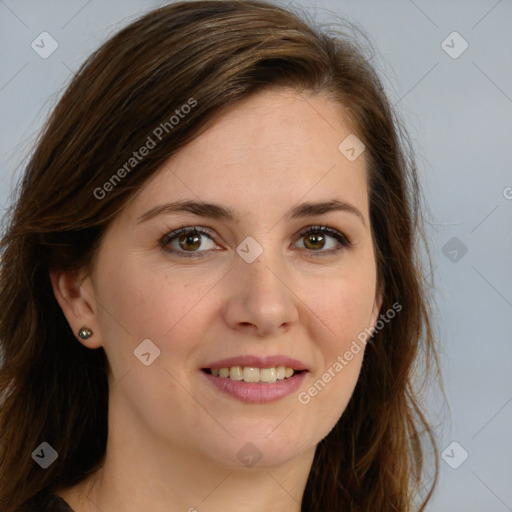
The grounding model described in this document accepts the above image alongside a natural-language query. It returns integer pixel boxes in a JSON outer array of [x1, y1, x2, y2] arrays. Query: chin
[[200, 423, 318, 470]]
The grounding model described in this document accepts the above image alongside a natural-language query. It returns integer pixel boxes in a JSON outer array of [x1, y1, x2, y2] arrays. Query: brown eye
[[160, 227, 217, 258], [296, 226, 352, 256], [303, 232, 326, 250], [177, 232, 202, 251]]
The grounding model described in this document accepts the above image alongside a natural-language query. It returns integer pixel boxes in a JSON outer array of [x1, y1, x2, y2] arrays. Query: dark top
[[39, 495, 74, 511]]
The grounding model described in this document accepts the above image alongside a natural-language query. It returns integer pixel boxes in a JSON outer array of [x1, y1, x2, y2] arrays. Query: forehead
[[126, 89, 369, 223]]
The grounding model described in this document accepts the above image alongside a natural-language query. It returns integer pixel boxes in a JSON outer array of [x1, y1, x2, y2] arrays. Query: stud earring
[[78, 327, 93, 340]]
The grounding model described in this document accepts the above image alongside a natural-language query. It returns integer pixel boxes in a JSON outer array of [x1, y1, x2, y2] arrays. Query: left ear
[[49, 269, 103, 349]]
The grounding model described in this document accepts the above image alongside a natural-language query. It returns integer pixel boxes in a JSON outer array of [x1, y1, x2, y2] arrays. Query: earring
[[78, 327, 93, 340]]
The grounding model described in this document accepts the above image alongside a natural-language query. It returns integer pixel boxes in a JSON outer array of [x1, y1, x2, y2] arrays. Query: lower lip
[[202, 371, 307, 404]]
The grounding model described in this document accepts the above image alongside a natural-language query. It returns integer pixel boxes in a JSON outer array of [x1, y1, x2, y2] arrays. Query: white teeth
[[259, 367, 276, 383], [229, 366, 243, 381], [209, 366, 298, 382], [243, 367, 260, 383]]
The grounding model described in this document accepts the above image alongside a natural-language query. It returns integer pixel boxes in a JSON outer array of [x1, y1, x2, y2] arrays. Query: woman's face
[[78, 89, 381, 468]]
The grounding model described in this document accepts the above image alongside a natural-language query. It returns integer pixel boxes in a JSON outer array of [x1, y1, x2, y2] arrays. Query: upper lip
[[202, 355, 308, 371]]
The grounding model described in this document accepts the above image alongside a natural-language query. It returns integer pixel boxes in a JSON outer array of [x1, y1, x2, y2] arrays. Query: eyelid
[[159, 224, 352, 258]]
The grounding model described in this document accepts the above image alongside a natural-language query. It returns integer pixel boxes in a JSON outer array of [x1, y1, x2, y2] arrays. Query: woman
[[0, 1, 441, 511]]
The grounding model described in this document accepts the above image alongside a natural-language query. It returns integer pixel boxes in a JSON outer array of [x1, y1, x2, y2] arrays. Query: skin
[[51, 88, 382, 512]]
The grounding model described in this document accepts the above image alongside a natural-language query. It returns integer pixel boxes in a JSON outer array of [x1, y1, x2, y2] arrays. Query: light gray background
[[1, 1, 511, 510]]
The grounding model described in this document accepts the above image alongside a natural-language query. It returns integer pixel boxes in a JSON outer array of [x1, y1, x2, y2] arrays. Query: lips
[[202, 355, 308, 371], [201, 355, 308, 404]]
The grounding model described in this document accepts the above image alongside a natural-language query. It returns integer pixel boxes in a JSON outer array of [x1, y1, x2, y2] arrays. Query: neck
[[58, 398, 315, 512]]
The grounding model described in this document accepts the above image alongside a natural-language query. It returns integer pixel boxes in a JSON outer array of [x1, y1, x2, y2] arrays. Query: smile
[[203, 366, 302, 383], [201, 355, 308, 404]]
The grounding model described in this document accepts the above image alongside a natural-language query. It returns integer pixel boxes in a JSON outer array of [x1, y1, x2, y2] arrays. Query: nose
[[222, 254, 299, 338]]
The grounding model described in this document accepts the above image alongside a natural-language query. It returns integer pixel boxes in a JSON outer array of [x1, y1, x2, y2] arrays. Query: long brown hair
[[0, 1, 441, 510]]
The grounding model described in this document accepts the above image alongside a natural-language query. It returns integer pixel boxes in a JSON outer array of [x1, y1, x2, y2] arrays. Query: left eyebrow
[[137, 199, 366, 227]]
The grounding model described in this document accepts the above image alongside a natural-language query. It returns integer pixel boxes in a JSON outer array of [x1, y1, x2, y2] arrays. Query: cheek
[[297, 282, 371, 435], [312, 267, 377, 351], [298, 266, 375, 415], [93, 257, 213, 429], [93, 253, 220, 383], [95, 255, 204, 338]]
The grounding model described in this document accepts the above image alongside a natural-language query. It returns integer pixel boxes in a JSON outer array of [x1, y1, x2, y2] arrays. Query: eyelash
[[160, 225, 352, 259]]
